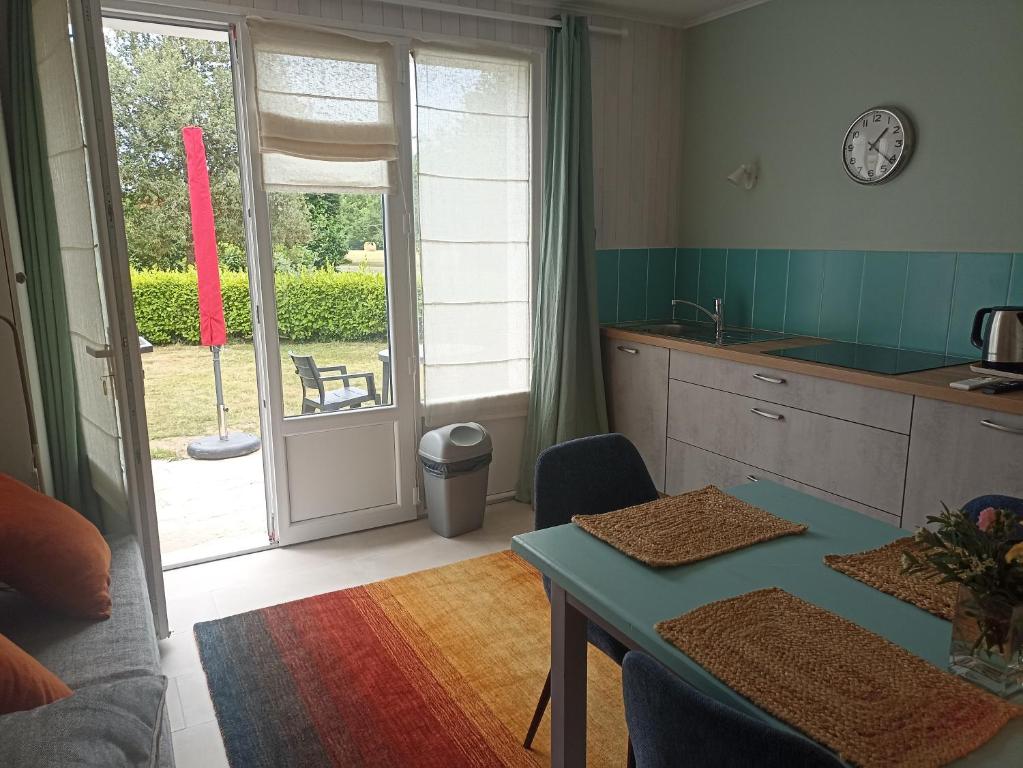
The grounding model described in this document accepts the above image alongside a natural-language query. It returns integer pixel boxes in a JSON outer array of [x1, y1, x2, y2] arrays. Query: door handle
[[750, 407, 784, 421], [980, 419, 1023, 435], [752, 373, 786, 384], [86, 344, 112, 359], [617, 346, 638, 355]]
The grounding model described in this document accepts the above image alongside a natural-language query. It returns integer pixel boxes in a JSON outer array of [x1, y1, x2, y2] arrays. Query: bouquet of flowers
[[903, 504, 1023, 655]]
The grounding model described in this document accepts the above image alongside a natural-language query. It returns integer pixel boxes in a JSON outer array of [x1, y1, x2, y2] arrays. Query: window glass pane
[[267, 192, 392, 417], [412, 49, 531, 405]]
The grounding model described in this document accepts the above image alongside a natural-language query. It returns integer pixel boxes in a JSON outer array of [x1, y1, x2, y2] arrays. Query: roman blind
[[413, 47, 532, 405], [246, 19, 398, 193]]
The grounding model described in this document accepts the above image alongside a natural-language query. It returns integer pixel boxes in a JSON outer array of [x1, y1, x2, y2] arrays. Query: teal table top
[[511, 480, 1021, 765]]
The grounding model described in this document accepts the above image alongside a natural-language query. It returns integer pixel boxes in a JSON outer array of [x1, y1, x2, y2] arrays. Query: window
[[412, 48, 532, 406]]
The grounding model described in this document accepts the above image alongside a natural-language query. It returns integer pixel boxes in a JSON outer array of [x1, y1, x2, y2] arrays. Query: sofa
[[0, 535, 174, 767]]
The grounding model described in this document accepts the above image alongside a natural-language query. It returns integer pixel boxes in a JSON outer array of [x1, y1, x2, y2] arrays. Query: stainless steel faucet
[[672, 297, 725, 337]]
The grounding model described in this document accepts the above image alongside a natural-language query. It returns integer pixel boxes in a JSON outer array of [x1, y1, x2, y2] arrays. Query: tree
[[105, 30, 311, 270], [302, 194, 385, 269]]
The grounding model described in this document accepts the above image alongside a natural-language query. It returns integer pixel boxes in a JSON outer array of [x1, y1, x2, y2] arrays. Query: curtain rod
[[378, 0, 627, 36]]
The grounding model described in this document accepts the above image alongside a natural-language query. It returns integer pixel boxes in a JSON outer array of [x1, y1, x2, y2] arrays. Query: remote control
[[950, 376, 1003, 391], [980, 380, 1023, 395]]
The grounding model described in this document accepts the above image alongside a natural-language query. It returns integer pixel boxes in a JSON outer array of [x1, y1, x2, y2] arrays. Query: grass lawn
[[141, 339, 389, 458]]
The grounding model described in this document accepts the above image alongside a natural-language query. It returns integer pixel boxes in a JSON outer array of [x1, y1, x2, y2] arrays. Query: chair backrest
[[289, 352, 324, 403], [622, 651, 841, 768], [533, 433, 658, 531]]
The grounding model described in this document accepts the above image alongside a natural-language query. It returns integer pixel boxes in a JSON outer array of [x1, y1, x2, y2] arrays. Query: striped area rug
[[194, 551, 627, 767]]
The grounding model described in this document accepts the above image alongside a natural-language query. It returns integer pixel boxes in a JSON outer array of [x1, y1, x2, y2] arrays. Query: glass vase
[[949, 585, 1023, 699]]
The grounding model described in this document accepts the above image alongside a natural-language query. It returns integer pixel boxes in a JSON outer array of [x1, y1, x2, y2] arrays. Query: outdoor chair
[[288, 352, 378, 414]]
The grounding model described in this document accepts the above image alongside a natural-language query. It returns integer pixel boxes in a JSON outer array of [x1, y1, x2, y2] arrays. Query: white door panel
[[285, 421, 399, 522]]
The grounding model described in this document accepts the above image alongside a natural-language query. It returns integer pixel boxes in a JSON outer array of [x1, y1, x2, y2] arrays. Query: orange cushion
[[0, 633, 72, 715], [0, 474, 112, 620]]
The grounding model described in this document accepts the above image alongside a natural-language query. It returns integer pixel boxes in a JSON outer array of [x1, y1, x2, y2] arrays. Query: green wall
[[679, 0, 1023, 252]]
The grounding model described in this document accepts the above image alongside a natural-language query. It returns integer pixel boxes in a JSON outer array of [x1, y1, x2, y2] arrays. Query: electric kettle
[[972, 306, 1023, 372]]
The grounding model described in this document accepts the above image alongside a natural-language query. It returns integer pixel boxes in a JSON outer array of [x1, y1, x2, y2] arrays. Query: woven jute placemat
[[656, 588, 1021, 768], [571, 485, 806, 567], [824, 537, 958, 620]]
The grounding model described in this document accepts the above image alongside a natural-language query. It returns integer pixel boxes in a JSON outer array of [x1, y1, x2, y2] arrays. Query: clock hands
[[867, 128, 888, 151], [867, 128, 896, 167]]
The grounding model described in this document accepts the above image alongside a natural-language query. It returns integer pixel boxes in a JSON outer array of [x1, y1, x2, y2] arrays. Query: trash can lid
[[418, 422, 492, 463]]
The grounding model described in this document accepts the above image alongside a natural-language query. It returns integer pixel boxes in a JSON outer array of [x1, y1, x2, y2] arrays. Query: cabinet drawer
[[667, 380, 908, 514], [665, 439, 899, 524], [602, 338, 669, 491], [668, 349, 913, 433], [902, 398, 1023, 531]]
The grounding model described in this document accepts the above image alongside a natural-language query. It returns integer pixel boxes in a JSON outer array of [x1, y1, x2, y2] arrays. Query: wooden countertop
[[601, 325, 1023, 417]]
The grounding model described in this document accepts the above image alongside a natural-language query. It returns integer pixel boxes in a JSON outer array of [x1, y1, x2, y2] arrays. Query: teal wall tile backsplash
[[900, 252, 956, 354], [818, 251, 863, 342], [751, 250, 788, 331], [783, 251, 825, 336], [723, 249, 755, 328], [596, 247, 1021, 357], [617, 249, 648, 322], [646, 248, 676, 321], [858, 252, 908, 348]]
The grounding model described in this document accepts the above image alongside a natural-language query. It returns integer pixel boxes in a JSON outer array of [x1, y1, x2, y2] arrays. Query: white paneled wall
[[590, 15, 685, 249]]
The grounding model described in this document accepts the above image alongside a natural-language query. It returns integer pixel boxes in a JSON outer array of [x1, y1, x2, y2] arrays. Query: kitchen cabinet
[[602, 337, 668, 491], [666, 379, 908, 515], [668, 350, 913, 433], [665, 438, 899, 523], [903, 398, 1023, 530]]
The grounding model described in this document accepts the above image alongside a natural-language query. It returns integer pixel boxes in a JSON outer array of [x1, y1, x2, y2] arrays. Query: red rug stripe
[[264, 586, 506, 767]]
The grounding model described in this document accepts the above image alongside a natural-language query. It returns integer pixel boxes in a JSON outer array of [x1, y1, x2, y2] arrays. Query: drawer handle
[[617, 346, 639, 355], [745, 474, 760, 482], [750, 407, 784, 421], [980, 419, 1023, 435], [752, 372, 786, 384]]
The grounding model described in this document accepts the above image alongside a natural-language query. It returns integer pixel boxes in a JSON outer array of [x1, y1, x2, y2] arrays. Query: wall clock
[[842, 106, 914, 184]]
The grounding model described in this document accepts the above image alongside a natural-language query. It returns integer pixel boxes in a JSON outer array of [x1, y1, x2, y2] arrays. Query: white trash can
[[418, 422, 492, 538]]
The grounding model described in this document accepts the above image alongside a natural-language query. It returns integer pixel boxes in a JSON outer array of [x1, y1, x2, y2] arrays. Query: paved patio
[[152, 451, 269, 567]]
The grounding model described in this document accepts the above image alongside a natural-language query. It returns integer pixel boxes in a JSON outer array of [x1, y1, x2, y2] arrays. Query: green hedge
[[131, 269, 387, 344]]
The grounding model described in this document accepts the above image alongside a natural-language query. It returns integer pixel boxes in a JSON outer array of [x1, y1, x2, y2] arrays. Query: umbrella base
[[186, 432, 261, 460]]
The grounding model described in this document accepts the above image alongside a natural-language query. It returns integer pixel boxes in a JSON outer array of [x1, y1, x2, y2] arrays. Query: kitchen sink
[[619, 320, 789, 346]]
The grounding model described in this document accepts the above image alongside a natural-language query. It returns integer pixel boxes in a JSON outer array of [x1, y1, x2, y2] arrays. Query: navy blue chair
[[962, 495, 1023, 538], [622, 651, 842, 768], [523, 433, 658, 753]]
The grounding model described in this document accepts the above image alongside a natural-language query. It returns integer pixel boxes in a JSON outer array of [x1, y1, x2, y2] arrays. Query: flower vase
[[949, 585, 1023, 699]]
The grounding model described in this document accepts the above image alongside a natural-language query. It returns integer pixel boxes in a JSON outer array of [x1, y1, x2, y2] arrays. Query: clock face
[[842, 107, 913, 184]]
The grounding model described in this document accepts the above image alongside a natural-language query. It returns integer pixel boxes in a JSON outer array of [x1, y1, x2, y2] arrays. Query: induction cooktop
[[763, 341, 975, 375]]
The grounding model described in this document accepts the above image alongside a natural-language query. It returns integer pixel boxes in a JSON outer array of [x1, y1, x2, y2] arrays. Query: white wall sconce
[[727, 162, 758, 190]]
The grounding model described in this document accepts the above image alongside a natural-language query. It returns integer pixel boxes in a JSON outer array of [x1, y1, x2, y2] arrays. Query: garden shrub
[[132, 268, 387, 344]]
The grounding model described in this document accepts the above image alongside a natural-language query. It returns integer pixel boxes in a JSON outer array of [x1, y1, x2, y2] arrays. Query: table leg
[[550, 582, 587, 768]]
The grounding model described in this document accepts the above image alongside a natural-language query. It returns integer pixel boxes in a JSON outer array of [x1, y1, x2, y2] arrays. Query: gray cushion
[[0, 675, 168, 768], [0, 535, 160, 689]]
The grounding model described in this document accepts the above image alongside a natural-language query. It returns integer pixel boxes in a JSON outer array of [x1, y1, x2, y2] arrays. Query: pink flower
[[977, 507, 998, 532]]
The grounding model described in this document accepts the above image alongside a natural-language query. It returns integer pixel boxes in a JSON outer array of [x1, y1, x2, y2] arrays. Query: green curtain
[[4, 0, 99, 524], [516, 16, 607, 503]]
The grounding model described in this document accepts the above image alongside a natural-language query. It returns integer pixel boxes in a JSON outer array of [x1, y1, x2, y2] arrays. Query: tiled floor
[[160, 500, 534, 767]]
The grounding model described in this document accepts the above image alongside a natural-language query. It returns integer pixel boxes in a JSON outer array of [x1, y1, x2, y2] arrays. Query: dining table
[[510, 480, 1023, 767]]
